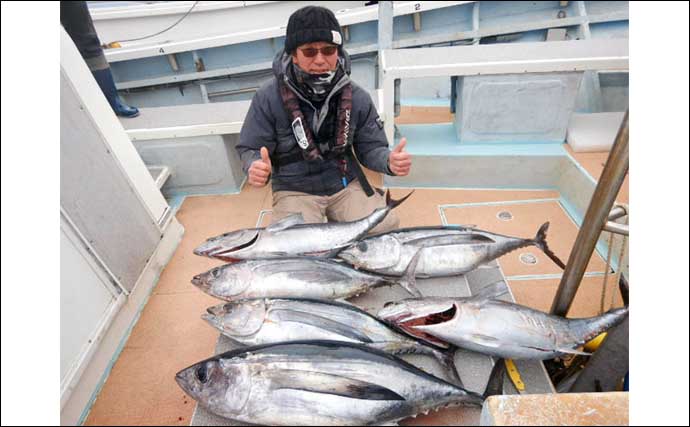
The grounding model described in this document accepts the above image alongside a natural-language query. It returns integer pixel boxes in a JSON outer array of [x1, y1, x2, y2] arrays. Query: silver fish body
[[194, 191, 412, 261], [203, 298, 454, 367], [378, 290, 629, 360], [175, 341, 485, 426], [191, 258, 417, 301], [338, 223, 565, 277]]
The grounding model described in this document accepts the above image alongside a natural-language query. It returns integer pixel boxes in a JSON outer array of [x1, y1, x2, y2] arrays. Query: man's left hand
[[388, 138, 411, 176]]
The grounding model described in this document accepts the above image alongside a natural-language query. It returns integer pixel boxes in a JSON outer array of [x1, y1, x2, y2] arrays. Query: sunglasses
[[299, 45, 338, 58]]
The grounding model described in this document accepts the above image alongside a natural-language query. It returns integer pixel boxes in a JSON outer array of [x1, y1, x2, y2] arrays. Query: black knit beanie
[[284, 6, 343, 54]]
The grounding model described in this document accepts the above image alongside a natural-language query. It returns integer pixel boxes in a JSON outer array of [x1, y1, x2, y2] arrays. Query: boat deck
[[83, 109, 627, 426]]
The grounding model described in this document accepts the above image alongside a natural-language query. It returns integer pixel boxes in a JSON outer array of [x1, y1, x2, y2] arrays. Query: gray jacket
[[236, 49, 392, 196]]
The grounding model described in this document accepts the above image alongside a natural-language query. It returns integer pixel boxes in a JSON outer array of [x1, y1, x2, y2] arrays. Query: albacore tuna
[[378, 280, 629, 360], [338, 222, 566, 277], [193, 190, 413, 261], [175, 340, 504, 426], [191, 257, 421, 301], [202, 297, 459, 380]]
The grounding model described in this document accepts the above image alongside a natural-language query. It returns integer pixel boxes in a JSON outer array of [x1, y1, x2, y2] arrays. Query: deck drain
[[497, 210, 513, 221], [519, 253, 538, 265]]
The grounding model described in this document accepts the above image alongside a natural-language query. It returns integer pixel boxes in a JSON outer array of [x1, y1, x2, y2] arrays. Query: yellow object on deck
[[584, 332, 608, 352], [505, 359, 525, 392]]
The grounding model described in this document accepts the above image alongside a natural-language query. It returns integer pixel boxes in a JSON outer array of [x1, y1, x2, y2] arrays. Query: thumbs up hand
[[248, 147, 272, 187], [388, 138, 411, 176]]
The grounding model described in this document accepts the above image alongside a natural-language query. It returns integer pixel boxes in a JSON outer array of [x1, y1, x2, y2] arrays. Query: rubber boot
[[92, 68, 140, 118]]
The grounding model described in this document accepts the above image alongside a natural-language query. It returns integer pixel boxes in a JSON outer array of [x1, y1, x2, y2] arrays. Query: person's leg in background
[[60, 1, 139, 118], [326, 179, 399, 234], [271, 191, 328, 225]]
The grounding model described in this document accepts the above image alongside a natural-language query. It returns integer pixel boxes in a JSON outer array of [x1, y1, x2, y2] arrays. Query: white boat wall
[[91, 1, 628, 110]]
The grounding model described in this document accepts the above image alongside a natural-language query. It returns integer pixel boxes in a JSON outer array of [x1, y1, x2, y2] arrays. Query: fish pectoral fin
[[283, 269, 352, 283], [522, 345, 592, 356], [467, 334, 503, 348], [405, 233, 496, 247], [398, 249, 424, 297], [556, 347, 592, 356], [264, 251, 290, 257], [317, 247, 346, 258], [264, 369, 405, 401], [266, 213, 305, 232], [271, 309, 374, 343]]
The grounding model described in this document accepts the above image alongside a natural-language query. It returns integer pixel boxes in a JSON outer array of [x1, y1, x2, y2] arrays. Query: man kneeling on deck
[[236, 6, 412, 234]]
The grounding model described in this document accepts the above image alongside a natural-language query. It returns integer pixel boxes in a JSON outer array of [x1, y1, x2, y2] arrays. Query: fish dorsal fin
[[266, 213, 305, 232], [263, 369, 405, 401], [468, 281, 509, 302]]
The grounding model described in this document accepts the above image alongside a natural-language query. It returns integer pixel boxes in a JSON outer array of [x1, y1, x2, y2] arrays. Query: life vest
[[277, 75, 375, 197]]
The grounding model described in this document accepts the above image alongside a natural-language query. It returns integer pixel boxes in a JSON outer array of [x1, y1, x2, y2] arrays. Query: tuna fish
[[191, 257, 421, 301], [378, 279, 629, 360], [175, 340, 504, 426], [202, 298, 459, 381], [338, 222, 566, 277], [193, 190, 413, 261]]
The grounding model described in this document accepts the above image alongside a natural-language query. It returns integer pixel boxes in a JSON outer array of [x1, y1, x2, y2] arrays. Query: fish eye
[[211, 268, 221, 278], [196, 364, 209, 383], [357, 241, 368, 252]]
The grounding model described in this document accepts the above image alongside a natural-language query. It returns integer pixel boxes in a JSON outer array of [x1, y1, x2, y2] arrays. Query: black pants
[[60, 1, 107, 69]]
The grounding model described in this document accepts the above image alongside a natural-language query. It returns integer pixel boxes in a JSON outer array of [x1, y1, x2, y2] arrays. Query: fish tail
[[532, 222, 567, 269], [619, 275, 629, 307], [386, 189, 415, 210], [482, 358, 506, 400], [579, 307, 629, 342], [434, 348, 464, 388], [601, 307, 629, 327]]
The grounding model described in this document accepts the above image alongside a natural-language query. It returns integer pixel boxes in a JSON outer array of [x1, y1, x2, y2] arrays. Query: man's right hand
[[248, 147, 272, 187]]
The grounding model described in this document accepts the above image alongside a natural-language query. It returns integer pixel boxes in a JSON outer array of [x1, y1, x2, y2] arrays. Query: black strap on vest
[[347, 146, 375, 197]]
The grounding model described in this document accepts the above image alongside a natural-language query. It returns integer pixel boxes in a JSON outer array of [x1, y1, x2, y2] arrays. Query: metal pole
[[377, 1, 393, 90], [378, 1, 393, 50], [207, 87, 259, 98], [394, 78, 401, 117], [550, 110, 629, 316]]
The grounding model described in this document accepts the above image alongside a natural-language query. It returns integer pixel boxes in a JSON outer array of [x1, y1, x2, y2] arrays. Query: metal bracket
[[604, 204, 629, 235], [603, 222, 629, 236], [413, 12, 422, 32], [166, 54, 179, 72]]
